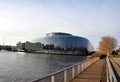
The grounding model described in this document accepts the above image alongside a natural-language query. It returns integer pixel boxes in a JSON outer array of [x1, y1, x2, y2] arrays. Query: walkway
[[70, 59, 106, 82], [109, 58, 120, 81]]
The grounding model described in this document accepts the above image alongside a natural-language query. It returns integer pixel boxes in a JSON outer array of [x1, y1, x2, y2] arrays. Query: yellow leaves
[[98, 36, 117, 54]]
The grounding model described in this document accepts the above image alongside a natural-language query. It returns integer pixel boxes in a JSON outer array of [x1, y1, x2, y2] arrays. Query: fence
[[31, 57, 99, 82], [106, 56, 117, 82]]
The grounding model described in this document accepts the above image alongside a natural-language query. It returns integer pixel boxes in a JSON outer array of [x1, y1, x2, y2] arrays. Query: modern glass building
[[16, 32, 94, 54], [32, 32, 94, 53]]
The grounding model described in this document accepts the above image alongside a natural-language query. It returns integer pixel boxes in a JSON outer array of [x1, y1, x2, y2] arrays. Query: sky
[[0, 0, 120, 49]]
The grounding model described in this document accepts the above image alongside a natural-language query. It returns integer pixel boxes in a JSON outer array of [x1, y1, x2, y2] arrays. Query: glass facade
[[32, 32, 94, 52]]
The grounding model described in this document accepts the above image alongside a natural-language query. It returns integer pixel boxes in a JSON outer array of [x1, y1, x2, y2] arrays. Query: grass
[[112, 54, 120, 58]]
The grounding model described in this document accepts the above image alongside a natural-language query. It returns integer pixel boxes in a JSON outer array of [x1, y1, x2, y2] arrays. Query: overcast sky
[[0, 0, 120, 49]]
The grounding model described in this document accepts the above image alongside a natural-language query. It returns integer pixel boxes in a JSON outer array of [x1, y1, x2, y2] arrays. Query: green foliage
[[112, 54, 120, 58]]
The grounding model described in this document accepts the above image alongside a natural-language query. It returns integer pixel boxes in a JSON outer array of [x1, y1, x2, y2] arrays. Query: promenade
[[109, 58, 120, 81], [31, 57, 120, 82], [70, 59, 106, 82]]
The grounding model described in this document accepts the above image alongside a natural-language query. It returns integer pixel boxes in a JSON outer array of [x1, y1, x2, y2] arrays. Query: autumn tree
[[98, 36, 117, 55], [87, 36, 117, 59]]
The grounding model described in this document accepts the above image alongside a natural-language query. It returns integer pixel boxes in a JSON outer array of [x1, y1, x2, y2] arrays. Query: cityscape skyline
[[0, 0, 120, 50]]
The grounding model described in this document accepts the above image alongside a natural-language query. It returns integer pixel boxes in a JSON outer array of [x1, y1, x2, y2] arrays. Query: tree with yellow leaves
[[87, 36, 117, 59], [98, 36, 117, 55]]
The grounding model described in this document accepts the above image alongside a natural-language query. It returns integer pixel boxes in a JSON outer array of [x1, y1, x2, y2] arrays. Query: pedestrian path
[[109, 58, 120, 81], [69, 59, 106, 82]]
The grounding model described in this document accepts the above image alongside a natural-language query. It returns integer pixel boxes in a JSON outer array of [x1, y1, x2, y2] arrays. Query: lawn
[[112, 54, 120, 58]]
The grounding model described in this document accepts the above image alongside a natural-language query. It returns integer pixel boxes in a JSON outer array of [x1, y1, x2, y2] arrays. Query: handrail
[[31, 57, 99, 82], [32, 62, 81, 81], [106, 56, 117, 82], [109, 58, 120, 81]]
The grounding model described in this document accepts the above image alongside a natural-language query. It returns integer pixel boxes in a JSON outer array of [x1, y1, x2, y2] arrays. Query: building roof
[[46, 32, 72, 37]]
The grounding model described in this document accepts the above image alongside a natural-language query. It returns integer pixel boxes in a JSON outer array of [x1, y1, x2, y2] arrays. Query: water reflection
[[0, 50, 86, 82]]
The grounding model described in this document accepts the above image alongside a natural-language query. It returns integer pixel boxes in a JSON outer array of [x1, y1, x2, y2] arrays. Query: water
[[0, 50, 87, 82]]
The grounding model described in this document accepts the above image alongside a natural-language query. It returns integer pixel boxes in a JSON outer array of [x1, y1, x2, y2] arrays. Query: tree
[[98, 36, 117, 55], [87, 36, 117, 59]]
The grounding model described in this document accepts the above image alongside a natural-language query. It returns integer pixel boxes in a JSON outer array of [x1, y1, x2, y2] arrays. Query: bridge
[[31, 56, 120, 82]]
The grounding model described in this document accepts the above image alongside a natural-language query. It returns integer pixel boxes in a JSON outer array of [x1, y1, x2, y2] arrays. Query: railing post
[[72, 67, 74, 78], [51, 75, 55, 82], [81, 63, 83, 71], [64, 70, 67, 82], [83, 63, 86, 69], [78, 64, 80, 74], [31, 58, 100, 82]]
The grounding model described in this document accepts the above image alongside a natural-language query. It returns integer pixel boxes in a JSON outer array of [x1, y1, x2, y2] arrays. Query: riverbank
[[17, 49, 92, 56]]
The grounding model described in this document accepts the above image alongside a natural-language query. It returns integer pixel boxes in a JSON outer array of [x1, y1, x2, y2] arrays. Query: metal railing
[[106, 56, 117, 82], [31, 57, 99, 82]]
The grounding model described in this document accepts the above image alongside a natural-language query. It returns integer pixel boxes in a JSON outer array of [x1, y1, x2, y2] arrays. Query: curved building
[[32, 32, 94, 53]]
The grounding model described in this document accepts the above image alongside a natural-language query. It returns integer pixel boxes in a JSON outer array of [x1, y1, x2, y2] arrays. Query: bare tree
[[98, 36, 117, 55]]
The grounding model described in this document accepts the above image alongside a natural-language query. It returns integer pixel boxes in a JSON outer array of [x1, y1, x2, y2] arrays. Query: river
[[0, 50, 87, 82]]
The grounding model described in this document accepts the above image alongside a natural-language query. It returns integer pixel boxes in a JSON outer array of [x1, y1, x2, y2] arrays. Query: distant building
[[16, 32, 94, 54], [16, 42, 23, 50], [16, 41, 43, 52], [112, 46, 120, 55]]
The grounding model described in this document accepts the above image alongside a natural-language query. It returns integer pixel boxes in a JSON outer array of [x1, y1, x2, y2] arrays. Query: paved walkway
[[70, 59, 106, 82]]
